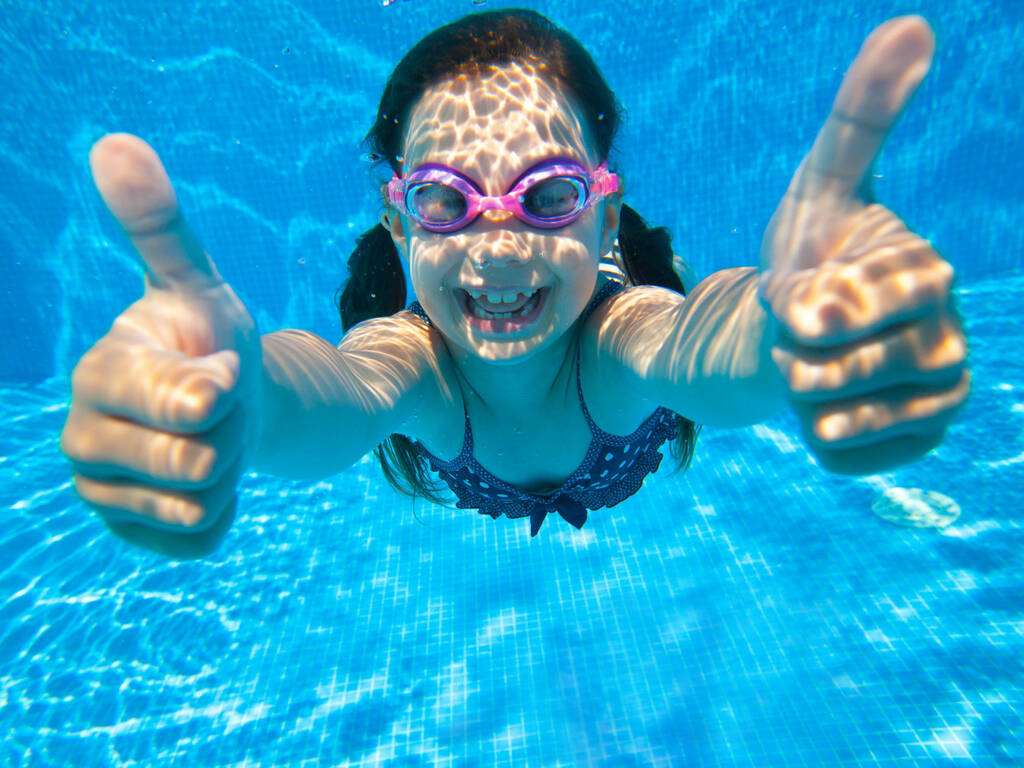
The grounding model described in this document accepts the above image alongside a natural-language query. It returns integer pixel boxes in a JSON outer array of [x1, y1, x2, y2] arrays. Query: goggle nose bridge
[[476, 194, 518, 213]]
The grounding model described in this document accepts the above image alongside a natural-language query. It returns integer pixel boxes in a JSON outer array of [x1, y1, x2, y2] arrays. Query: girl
[[61, 10, 968, 558]]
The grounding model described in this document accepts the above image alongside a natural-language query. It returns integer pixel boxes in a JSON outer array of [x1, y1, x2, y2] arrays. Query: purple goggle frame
[[387, 157, 620, 233]]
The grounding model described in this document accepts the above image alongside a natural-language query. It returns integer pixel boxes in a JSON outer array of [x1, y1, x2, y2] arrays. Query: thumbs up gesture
[[760, 17, 968, 475], [60, 134, 263, 557]]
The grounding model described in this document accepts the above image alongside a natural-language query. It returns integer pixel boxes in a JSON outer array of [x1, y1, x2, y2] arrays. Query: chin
[[463, 333, 552, 365]]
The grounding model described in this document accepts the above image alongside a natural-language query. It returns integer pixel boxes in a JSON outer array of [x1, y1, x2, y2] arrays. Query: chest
[[414, 340, 658, 495], [468, 392, 592, 494]]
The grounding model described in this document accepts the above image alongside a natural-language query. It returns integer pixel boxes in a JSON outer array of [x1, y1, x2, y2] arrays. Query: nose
[[472, 249, 525, 268]]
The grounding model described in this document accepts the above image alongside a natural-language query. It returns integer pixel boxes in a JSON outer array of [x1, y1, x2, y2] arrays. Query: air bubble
[[597, 113, 605, 120]]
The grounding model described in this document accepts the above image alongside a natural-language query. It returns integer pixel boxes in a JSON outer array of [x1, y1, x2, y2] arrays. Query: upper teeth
[[466, 288, 537, 304]]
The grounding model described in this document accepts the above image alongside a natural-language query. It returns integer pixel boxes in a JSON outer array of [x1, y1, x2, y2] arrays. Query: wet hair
[[336, 8, 699, 506]]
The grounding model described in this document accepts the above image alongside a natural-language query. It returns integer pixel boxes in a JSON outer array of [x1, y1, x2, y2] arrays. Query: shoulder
[[582, 282, 687, 362], [585, 282, 686, 325], [579, 282, 687, 427], [337, 310, 462, 443]]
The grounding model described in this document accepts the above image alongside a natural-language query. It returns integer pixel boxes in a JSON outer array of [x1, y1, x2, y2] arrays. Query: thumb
[[90, 133, 222, 293]]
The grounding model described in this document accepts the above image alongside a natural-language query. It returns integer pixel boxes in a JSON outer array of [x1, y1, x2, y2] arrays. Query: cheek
[[545, 222, 602, 274], [407, 240, 451, 288]]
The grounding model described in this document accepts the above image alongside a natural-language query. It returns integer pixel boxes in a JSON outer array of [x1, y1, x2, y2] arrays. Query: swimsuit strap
[[407, 301, 430, 323], [575, 281, 622, 439]]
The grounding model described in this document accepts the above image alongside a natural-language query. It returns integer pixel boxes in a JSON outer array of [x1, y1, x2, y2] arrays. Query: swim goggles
[[387, 157, 619, 233]]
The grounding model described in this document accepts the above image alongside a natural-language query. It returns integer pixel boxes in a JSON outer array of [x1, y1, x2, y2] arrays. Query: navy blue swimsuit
[[406, 280, 679, 537]]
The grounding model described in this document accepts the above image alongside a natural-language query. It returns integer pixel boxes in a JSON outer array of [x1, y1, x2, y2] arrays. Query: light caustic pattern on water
[[872, 487, 961, 528]]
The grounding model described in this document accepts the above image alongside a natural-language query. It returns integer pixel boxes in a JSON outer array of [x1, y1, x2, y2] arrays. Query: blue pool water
[[2, 0, 1022, 765]]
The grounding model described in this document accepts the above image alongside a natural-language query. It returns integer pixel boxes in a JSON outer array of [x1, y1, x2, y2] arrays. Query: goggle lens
[[521, 177, 584, 220], [409, 183, 467, 225]]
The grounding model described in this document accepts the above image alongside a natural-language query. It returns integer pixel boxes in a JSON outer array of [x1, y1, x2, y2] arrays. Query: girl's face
[[384, 60, 621, 365]]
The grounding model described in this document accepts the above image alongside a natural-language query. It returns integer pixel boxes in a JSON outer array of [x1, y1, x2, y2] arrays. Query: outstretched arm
[[594, 17, 968, 475], [589, 269, 784, 429], [253, 315, 441, 482], [61, 134, 434, 558]]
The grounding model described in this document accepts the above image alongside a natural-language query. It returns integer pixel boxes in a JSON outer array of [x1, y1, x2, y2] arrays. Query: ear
[[599, 193, 622, 256], [380, 205, 408, 260]]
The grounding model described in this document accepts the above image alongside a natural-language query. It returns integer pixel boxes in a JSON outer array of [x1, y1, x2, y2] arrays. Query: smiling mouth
[[455, 286, 549, 331]]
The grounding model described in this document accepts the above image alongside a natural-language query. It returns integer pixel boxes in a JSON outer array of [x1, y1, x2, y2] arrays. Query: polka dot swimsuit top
[[405, 280, 680, 537]]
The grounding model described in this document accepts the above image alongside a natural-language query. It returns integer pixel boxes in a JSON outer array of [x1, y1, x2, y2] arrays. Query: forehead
[[401, 60, 599, 189]]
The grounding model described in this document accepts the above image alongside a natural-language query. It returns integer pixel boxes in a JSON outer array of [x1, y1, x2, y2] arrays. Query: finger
[[62, 402, 247, 492], [90, 133, 223, 293], [70, 341, 240, 431], [72, 451, 245, 532], [790, 16, 935, 202], [810, 431, 947, 476], [760, 197, 907, 285], [766, 226, 954, 346], [774, 311, 966, 402], [100, 497, 237, 561], [794, 368, 969, 451]]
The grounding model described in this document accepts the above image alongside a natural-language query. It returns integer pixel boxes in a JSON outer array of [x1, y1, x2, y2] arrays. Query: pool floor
[[1, 272, 1022, 767]]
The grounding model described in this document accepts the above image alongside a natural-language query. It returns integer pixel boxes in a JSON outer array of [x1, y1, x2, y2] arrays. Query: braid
[[616, 204, 686, 294], [337, 223, 407, 332], [335, 223, 451, 506]]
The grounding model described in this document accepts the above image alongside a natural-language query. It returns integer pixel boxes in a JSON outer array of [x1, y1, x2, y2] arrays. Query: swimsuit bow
[[528, 494, 588, 537]]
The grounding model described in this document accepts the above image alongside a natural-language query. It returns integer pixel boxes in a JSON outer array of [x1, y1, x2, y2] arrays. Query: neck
[[446, 321, 581, 419]]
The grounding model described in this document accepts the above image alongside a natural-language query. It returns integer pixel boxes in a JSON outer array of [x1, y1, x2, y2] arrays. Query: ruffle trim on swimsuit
[[406, 279, 680, 537]]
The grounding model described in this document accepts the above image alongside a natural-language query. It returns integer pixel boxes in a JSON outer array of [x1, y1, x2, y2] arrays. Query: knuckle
[[178, 412, 244, 487], [932, 256, 955, 293], [172, 377, 225, 428], [903, 314, 966, 374], [954, 369, 972, 403], [70, 471, 93, 502], [70, 354, 100, 395], [59, 425, 80, 461], [184, 444, 221, 485], [72, 339, 116, 383], [167, 498, 208, 529], [60, 418, 94, 462], [139, 491, 207, 529], [777, 300, 822, 341], [812, 409, 854, 445], [173, 458, 240, 526], [789, 359, 829, 394], [940, 332, 968, 371], [810, 399, 896, 446]]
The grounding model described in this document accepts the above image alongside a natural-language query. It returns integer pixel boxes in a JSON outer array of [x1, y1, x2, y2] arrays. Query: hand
[[759, 17, 969, 475], [60, 134, 263, 558]]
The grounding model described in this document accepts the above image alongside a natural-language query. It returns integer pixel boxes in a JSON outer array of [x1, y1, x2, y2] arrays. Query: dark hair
[[337, 8, 699, 506]]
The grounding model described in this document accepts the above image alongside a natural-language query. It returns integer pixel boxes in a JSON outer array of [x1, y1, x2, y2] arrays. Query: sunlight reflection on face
[[392, 61, 610, 365]]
